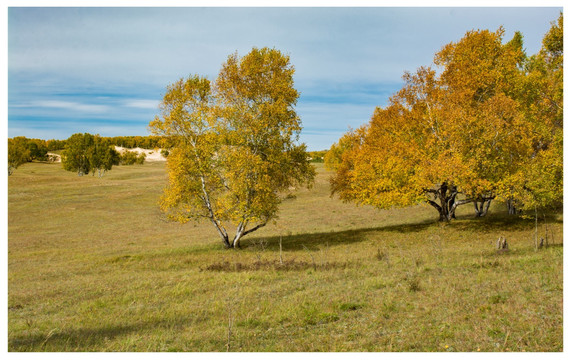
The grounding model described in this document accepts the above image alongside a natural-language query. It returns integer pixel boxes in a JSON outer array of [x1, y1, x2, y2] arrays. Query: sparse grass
[[8, 162, 563, 351]]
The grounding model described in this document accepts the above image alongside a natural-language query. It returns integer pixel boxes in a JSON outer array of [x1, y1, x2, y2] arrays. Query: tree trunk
[[230, 221, 267, 249], [426, 183, 462, 222], [506, 198, 517, 215], [473, 199, 492, 217], [231, 222, 247, 249]]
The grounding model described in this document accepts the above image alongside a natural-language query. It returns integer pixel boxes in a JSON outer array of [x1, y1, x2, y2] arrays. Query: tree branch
[[242, 222, 267, 237], [427, 200, 442, 212]]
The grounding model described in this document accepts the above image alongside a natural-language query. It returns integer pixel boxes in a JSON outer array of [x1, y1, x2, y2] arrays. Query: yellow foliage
[[149, 48, 315, 247], [330, 15, 562, 218]]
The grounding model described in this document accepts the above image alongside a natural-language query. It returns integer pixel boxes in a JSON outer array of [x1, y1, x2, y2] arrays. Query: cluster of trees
[[326, 14, 563, 221], [62, 133, 121, 177], [61, 133, 151, 176], [150, 47, 315, 249], [8, 137, 50, 175], [8, 134, 164, 176]]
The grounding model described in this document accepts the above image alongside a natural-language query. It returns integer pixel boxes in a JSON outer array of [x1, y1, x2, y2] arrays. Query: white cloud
[[122, 99, 159, 110], [32, 100, 109, 113], [8, 7, 562, 148]]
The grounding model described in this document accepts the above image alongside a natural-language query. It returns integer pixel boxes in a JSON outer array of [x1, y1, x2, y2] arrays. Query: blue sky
[[7, 5, 562, 150]]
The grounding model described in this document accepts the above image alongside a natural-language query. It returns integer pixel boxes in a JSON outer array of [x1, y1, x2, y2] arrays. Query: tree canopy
[[8, 137, 31, 175], [150, 47, 315, 248], [327, 14, 563, 221], [62, 133, 120, 177]]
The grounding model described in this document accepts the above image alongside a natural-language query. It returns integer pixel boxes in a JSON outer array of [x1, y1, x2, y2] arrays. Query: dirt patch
[[200, 259, 349, 272]]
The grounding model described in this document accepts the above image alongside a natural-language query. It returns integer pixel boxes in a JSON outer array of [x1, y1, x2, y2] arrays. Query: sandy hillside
[[47, 147, 167, 163], [114, 146, 167, 162]]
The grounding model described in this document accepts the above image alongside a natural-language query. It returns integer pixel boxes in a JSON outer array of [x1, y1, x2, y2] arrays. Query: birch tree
[[150, 48, 315, 249]]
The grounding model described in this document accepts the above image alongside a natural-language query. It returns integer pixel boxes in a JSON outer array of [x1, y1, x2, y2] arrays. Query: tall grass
[[8, 162, 562, 351]]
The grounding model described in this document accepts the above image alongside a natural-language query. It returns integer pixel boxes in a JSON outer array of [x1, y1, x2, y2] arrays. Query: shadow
[[245, 219, 435, 252], [447, 210, 562, 233], [242, 209, 563, 252], [9, 313, 208, 351]]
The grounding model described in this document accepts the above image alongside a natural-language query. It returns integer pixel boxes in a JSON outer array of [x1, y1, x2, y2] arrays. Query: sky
[[7, 4, 563, 151]]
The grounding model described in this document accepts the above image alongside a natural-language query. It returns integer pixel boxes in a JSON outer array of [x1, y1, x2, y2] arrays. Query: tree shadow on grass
[[245, 219, 435, 252], [244, 210, 562, 252], [449, 210, 562, 233], [9, 314, 205, 351]]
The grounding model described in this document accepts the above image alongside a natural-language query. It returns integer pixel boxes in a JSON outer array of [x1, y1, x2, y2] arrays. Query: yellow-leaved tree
[[328, 17, 562, 222], [509, 13, 563, 214], [150, 48, 315, 248]]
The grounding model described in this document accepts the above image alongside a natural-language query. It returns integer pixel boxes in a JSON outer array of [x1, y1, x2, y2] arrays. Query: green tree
[[62, 133, 94, 176], [135, 152, 146, 165], [46, 139, 67, 151], [150, 47, 315, 248], [26, 139, 48, 161], [8, 137, 31, 175], [88, 137, 120, 177], [120, 150, 139, 165]]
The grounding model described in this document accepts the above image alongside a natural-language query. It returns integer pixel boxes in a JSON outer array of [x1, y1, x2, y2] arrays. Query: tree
[[8, 137, 31, 175], [62, 133, 119, 177], [88, 136, 120, 177], [511, 13, 563, 213], [119, 150, 144, 165], [62, 133, 94, 176], [328, 26, 538, 221], [46, 139, 67, 151], [135, 152, 146, 164], [26, 139, 48, 161], [150, 47, 315, 249]]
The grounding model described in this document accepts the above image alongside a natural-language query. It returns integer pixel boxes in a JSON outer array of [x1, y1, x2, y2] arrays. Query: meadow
[[8, 161, 563, 351]]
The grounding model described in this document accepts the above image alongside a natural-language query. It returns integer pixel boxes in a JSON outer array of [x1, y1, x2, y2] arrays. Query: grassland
[[8, 161, 563, 352]]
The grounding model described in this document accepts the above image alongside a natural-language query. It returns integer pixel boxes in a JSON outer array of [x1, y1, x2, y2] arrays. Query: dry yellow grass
[[8, 161, 562, 351]]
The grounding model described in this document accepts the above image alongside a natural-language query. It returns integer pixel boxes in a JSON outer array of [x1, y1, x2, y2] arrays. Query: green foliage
[[46, 139, 67, 151], [135, 152, 146, 165], [7, 136, 51, 175], [89, 137, 120, 177], [62, 133, 93, 176], [62, 133, 119, 177], [120, 150, 140, 165], [106, 135, 162, 149], [8, 137, 31, 175], [150, 47, 315, 248], [26, 139, 48, 161]]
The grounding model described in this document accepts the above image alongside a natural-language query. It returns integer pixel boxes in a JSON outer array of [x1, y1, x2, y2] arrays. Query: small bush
[[135, 152, 146, 164], [121, 150, 146, 165]]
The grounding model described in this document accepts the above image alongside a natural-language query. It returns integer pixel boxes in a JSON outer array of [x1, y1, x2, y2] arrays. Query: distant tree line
[[308, 150, 327, 163], [105, 135, 164, 149], [8, 133, 158, 176], [9, 135, 165, 153], [8, 137, 50, 175]]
